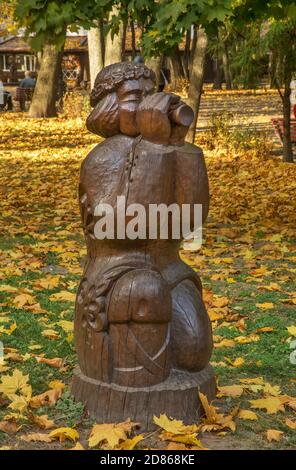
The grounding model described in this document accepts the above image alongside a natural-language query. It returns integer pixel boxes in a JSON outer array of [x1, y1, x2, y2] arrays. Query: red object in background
[[294, 104, 296, 119]]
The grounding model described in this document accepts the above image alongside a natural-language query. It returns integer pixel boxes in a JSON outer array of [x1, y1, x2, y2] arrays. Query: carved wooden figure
[[72, 62, 216, 429]]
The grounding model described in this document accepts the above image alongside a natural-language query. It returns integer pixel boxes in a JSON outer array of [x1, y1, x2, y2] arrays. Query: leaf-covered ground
[[0, 93, 295, 450]]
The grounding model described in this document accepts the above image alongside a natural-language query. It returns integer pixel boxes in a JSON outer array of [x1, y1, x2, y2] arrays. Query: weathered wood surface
[[72, 62, 215, 429], [72, 365, 216, 431]]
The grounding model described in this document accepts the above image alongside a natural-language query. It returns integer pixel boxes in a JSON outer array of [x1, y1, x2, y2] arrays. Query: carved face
[[117, 78, 154, 137], [86, 77, 155, 139]]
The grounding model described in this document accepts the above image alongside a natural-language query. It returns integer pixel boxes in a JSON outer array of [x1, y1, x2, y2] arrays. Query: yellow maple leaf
[[287, 326, 296, 337], [237, 409, 258, 420], [0, 369, 31, 399], [256, 302, 274, 310], [29, 385, 63, 409], [263, 383, 281, 396], [255, 326, 274, 333], [20, 433, 52, 443], [217, 385, 244, 397], [70, 442, 85, 450], [34, 276, 60, 290], [49, 427, 79, 443], [160, 432, 205, 448], [214, 339, 236, 348], [239, 377, 264, 385], [285, 418, 296, 430], [153, 414, 198, 435], [249, 397, 284, 414], [266, 429, 283, 442], [235, 334, 260, 344], [55, 320, 74, 333], [212, 296, 229, 308], [117, 435, 144, 450], [88, 421, 135, 449], [198, 392, 219, 422], [29, 414, 55, 430], [0, 418, 21, 435], [12, 293, 36, 308], [49, 291, 76, 302], [0, 322, 17, 335], [41, 329, 59, 339], [8, 394, 29, 413], [258, 283, 281, 292]]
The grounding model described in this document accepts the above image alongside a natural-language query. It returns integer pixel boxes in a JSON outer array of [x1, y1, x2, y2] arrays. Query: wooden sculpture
[[72, 62, 215, 429]]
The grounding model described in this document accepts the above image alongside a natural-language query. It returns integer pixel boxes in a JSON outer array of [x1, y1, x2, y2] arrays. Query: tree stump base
[[71, 365, 216, 431]]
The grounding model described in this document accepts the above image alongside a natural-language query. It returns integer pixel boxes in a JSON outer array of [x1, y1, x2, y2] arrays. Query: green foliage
[[55, 391, 85, 427], [261, 19, 296, 86], [141, 0, 233, 56], [14, 0, 114, 50], [228, 22, 268, 88]]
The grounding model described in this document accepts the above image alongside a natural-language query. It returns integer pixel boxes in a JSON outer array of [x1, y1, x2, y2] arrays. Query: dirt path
[[197, 88, 283, 145]]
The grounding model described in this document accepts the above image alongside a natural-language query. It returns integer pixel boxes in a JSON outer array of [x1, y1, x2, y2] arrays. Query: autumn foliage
[[0, 111, 295, 450]]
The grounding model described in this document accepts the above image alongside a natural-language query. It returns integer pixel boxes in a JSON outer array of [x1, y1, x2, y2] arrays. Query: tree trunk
[[169, 46, 184, 88], [282, 81, 294, 162], [213, 57, 223, 90], [88, 24, 104, 89], [183, 29, 191, 79], [146, 56, 163, 90], [131, 20, 136, 59], [105, 7, 124, 66], [222, 42, 232, 90], [121, 20, 127, 61], [189, 27, 197, 77], [269, 51, 278, 89], [29, 43, 62, 118], [186, 27, 208, 144]]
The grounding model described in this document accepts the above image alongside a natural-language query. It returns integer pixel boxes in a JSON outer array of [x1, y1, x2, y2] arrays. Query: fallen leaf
[[160, 432, 205, 448], [49, 427, 79, 443], [20, 433, 52, 443], [287, 326, 296, 337], [49, 291, 76, 302], [237, 409, 258, 420], [36, 357, 64, 369], [29, 386, 63, 409], [29, 413, 55, 430], [214, 339, 236, 348], [117, 435, 144, 450], [88, 420, 136, 449], [266, 429, 283, 442], [249, 397, 284, 414], [0, 418, 21, 434], [217, 385, 244, 397], [0, 369, 31, 399], [256, 303, 274, 310], [153, 414, 198, 434], [285, 418, 296, 430], [70, 442, 85, 450]]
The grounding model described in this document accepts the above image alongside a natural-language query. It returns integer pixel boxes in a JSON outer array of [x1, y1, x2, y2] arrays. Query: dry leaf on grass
[[266, 429, 283, 442], [20, 433, 52, 443], [49, 427, 79, 443], [249, 397, 285, 414]]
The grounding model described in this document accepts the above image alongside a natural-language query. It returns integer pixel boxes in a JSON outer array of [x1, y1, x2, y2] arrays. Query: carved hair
[[90, 62, 156, 107], [86, 92, 120, 138]]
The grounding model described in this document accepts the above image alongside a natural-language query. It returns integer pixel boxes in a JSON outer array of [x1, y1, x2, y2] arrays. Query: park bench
[[14, 87, 34, 111], [271, 118, 296, 144]]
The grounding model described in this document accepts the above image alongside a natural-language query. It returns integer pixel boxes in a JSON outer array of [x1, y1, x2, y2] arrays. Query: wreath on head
[[90, 62, 156, 107]]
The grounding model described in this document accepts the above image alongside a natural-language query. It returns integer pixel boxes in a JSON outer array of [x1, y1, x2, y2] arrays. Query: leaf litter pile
[[0, 105, 295, 450]]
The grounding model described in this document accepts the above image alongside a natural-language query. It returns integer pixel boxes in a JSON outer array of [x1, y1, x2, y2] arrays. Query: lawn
[[0, 101, 295, 450]]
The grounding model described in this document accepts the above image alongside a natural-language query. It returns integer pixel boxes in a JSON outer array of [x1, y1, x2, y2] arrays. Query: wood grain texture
[[72, 62, 215, 427], [72, 365, 216, 431]]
